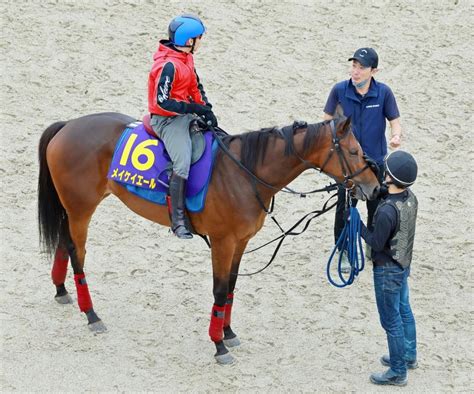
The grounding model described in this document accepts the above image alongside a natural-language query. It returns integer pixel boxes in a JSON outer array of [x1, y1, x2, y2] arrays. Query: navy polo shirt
[[324, 78, 400, 164]]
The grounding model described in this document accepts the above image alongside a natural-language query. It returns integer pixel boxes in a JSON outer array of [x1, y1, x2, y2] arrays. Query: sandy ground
[[1, 0, 473, 392]]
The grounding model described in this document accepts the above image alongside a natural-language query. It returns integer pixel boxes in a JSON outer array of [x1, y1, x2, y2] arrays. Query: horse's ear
[[336, 115, 351, 137], [342, 116, 352, 135], [335, 104, 344, 118]]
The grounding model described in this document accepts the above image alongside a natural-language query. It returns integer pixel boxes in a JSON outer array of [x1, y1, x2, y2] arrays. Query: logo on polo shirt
[[365, 104, 380, 108]]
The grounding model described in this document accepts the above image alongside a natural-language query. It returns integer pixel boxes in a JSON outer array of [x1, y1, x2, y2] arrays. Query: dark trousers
[[334, 164, 384, 243]]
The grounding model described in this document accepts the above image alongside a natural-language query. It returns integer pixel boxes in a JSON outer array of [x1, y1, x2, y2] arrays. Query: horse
[[37, 112, 379, 364]]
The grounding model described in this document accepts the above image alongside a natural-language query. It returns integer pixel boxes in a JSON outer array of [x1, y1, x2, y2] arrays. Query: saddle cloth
[[107, 122, 217, 212]]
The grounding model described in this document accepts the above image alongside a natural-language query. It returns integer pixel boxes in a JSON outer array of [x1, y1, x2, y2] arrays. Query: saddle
[[106, 116, 218, 212], [142, 114, 206, 164]]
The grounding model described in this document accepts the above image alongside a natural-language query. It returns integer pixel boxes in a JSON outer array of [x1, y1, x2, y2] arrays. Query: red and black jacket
[[148, 40, 210, 116]]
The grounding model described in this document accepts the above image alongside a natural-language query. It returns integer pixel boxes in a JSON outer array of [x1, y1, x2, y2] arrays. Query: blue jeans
[[373, 264, 417, 376]]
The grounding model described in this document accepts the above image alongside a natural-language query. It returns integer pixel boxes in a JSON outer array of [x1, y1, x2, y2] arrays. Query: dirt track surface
[[1, 1, 473, 392]]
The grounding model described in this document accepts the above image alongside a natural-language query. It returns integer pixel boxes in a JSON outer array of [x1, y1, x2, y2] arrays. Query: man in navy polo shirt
[[323, 47, 403, 264]]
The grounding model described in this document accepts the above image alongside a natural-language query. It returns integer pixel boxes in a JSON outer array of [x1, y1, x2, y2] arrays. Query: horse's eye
[[349, 148, 359, 156]]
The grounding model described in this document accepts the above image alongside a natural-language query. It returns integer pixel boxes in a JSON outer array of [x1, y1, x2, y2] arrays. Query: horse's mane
[[222, 119, 338, 173]]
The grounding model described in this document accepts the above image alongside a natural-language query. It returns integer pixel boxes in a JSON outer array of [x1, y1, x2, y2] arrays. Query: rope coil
[[326, 206, 365, 287]]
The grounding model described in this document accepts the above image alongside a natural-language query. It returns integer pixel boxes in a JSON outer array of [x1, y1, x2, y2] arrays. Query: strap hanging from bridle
[[235, 192, 338, 276]]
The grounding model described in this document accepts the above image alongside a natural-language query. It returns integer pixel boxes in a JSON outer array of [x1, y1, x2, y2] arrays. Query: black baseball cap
[[348, 47, 379, 68]]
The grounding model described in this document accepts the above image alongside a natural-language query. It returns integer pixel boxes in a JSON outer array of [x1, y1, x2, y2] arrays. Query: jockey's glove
[[202, 111, 218, 127], [186, 103, 218, 127], [186, 103, 212, 116]]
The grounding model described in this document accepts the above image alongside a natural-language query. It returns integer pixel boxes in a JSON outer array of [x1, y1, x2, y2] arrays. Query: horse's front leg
[[209, 236, 236, 364], [223, 239, 249, 348]]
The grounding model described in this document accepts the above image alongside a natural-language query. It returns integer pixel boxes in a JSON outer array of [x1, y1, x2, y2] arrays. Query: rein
[[210, 124, 338, 211], [199, 121, 373, 276], [236, 192, 338, 276], [211, 120, 374, 211]]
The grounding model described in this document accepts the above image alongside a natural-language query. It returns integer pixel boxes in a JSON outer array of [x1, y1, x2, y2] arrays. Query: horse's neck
[[256, 132, 313, 196]]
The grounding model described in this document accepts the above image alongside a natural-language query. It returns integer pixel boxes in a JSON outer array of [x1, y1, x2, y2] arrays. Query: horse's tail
[[38, 121, 69, 257]]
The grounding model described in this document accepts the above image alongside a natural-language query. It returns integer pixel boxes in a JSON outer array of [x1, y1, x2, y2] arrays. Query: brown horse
[[37, 112, 379, 364]]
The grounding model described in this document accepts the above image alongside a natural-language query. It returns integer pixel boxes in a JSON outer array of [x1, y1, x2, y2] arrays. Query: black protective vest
[[378, 189, 418, 268]]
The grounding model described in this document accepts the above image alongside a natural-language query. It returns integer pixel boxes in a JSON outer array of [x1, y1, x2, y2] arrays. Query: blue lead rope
[[326, 206, 365, 288]]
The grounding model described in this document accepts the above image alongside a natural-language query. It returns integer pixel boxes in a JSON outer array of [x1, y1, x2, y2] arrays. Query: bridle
[[319, 120, 378, 190], [275, 120, 378, 192]]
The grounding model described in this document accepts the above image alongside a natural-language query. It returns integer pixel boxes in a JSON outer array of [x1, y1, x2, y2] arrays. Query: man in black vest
[[360, 150, 418, 386]]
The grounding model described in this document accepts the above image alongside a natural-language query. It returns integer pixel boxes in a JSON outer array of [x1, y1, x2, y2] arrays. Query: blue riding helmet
[[168, 14, 206, 46]]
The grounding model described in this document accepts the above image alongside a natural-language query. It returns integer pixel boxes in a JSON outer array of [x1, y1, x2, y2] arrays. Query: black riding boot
[[168, 172, 193, 239]]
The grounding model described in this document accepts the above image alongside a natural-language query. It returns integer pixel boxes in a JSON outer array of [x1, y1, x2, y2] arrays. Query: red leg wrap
[[51, 249, 69, 286], [208, 304, 225, 342], [224, 293, 234, 328], [74, 273, 93, 313]]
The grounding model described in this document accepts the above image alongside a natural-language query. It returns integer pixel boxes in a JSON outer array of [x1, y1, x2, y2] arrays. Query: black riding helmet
[[384, 150, 418, 188]]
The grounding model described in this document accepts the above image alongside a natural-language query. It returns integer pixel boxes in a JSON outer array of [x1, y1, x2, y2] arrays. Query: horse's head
[[318, 117, 380, 200]]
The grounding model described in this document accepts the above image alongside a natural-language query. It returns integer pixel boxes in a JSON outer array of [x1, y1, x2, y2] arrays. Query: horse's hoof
[[54, 294, 73, 304], [214, 340, 235, 364], [223, 326, 240, 348], [88, 320, 107, 334], [223, 336, 241, 348], [215, 351, 235, 365]]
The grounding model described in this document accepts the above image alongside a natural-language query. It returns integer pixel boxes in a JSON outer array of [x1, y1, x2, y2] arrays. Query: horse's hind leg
[[68, 214, 107, 333], [223, 239, 249, 348], [52, 247, 73, 304]]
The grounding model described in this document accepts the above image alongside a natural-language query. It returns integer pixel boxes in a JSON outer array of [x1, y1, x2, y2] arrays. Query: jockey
[[148, 14, 218, 239]]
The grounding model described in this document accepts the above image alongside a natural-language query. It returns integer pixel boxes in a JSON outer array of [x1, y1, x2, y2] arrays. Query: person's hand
[[201, 110, 218, 127], [187, 103, 218, 127], [389, 134, 401, 148], [343, 209, 350, 222], [187, 103, 211, 116]]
